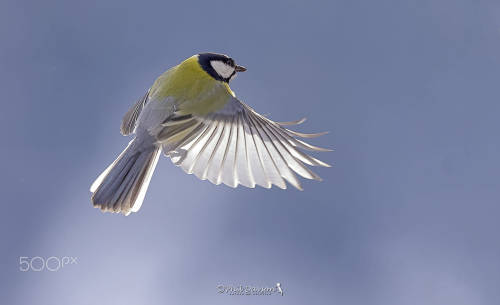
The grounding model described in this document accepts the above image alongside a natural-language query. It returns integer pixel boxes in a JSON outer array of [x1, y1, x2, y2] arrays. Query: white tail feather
[[90, 139, 161, 215]]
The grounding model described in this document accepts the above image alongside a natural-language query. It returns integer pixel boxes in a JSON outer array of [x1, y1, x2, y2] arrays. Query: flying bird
[[90, 53, 330, 215]]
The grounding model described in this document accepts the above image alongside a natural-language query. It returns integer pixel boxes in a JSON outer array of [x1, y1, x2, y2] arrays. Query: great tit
[[90, 53, 330, 215]]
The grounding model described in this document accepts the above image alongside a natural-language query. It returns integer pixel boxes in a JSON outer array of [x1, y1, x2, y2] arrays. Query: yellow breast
[[149, 55, 235, 116]]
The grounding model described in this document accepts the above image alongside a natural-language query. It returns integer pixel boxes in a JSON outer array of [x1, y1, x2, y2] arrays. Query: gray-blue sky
[[1, 0, 500, 304]]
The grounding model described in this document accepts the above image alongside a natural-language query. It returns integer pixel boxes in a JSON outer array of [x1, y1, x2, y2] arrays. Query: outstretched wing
[[121, 90, 150, 135], [157, 97, 331, 190]]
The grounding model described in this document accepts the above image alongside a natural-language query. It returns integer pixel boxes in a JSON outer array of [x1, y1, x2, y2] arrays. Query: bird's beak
[[235, 65, 247, 72]]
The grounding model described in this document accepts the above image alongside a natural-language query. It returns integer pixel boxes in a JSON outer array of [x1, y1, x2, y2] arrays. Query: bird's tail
[[90, 139, 161, 215]]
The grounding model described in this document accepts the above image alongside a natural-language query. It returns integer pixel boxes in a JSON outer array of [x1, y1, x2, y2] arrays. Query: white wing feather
[[160, 97, 331, 190]]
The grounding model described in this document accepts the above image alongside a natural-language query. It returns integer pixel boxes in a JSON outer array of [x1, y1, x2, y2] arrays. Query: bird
[[90, 53, 331, 215]]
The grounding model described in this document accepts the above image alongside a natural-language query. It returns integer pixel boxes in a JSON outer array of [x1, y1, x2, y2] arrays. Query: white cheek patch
[[210, 60, 235, 79]]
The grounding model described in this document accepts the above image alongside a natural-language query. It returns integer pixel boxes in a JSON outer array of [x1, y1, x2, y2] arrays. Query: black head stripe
[[198, 53, 235, 82]]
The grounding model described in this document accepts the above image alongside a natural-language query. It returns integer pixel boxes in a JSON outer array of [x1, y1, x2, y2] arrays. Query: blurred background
[[1, 0, 500, 304]]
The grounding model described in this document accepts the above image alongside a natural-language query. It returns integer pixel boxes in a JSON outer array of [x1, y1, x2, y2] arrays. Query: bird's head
[[197, 53, 246, 83]]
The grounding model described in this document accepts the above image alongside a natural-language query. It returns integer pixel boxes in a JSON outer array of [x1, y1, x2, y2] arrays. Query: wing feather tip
[[313, 144, 334, 152], [285, 129, 330, 138], [320, 161, 332, 168], [277, 117, 307, 126], [259, 183, 272, 189]]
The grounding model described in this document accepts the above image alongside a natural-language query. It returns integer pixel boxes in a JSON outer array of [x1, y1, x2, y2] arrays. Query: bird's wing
[[157, 97, 331, 190], [120, 89, 150, 135]]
